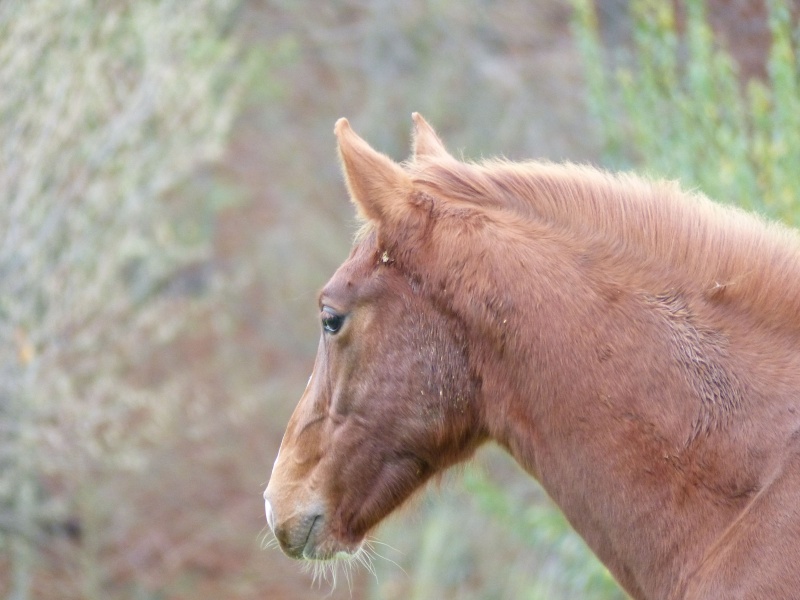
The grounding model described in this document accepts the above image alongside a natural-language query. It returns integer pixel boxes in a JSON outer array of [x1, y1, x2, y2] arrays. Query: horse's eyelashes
[[321, 309, 345, 334]]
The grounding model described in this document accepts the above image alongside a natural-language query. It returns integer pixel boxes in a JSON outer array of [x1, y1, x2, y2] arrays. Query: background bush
[[574, 0, 800, 220], [0, 1, 246, 598]]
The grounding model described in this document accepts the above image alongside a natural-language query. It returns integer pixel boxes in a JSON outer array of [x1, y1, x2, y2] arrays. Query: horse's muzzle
[[264, 489, 327, 559]]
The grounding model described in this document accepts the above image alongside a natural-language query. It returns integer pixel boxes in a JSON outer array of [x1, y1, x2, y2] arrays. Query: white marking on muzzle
[[264, 497, 275, 532]]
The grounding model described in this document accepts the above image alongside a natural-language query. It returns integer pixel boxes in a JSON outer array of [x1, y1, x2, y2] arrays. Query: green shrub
[[462, 466, 625, 599], [573, 0, 800, 221]]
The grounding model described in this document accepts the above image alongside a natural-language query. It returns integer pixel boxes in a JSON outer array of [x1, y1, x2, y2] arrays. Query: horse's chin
[[301, 537, 364, 561]]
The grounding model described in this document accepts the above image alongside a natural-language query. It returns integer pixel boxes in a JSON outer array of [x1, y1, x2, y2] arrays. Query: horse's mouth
[[300, 514, 322, 559], [279, 513, 362, 561]]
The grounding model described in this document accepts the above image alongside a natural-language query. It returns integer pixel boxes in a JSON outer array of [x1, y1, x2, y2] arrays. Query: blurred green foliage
[[462, 467, 626, 599], [574, 0, 800, 222]]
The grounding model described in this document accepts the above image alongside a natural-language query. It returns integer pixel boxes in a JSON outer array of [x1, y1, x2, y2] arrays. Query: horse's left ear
[[335, 118, 413, 226]]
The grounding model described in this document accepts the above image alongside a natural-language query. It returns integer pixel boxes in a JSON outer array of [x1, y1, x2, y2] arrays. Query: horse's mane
[[407, 157, 800, 330]]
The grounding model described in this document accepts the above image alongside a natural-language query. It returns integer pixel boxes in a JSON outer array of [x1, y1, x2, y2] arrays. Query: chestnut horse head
[[265, 115, 800, 599], [264, 115, 487, 560]]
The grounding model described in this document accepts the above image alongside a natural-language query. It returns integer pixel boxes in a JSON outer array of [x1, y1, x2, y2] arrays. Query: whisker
[[293, 542, 398, 597], [262, 536, 279, 551], [322, 561, 337, 597], [302, 555, 364, 597], [355, 547, 378, 583], [360, 549, 377, 575], [258, 525, 279, 550], [364, 537, 406, 556], [343, 558, 355, 597], [364, 540, 408, 576], [306, 560, 324, 589]]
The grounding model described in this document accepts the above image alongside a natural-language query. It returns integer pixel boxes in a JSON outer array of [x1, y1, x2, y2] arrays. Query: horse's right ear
[[335, 118, 414, 227], [411, 112, 450, 160]]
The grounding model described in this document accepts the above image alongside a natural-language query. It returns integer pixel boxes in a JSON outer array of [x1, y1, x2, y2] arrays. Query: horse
[[264, 114, 800, 599]]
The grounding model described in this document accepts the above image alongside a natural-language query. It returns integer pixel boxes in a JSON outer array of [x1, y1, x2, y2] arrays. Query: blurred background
[[1, 0, 798, 598]]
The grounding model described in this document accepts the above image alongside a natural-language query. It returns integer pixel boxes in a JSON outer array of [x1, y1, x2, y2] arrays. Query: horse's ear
[[335, 118, 413, 225], [411, 112, 450, 160]]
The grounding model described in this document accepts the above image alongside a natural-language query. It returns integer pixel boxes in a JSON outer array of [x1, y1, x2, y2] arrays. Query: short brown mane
[[409, 157, 800, 330]]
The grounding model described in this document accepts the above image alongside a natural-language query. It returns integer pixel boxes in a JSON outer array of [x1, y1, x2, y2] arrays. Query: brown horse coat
[[265, 115, 800, 599]]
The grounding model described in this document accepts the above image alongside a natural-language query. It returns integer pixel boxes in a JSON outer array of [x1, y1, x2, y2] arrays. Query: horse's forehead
[[322, 237, 378, 302]]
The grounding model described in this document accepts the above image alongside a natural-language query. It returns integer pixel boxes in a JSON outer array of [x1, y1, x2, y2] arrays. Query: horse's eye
[[321, 309, 344, 334]]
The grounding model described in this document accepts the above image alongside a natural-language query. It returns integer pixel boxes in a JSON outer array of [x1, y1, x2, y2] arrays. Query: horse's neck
[[472, 242, 790, 599]]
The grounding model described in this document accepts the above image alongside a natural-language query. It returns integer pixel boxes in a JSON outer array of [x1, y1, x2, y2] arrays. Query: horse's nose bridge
[[265, 376, 329, 543]]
